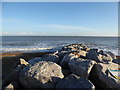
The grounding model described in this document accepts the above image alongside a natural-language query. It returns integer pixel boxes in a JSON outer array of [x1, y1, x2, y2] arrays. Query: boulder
[[112, 59, 120, 65], [116, 56, 120, 59], [68, 58, 96, 78], [81, 45, 89, 51], [85, 48, 91, 51], [4, 82, 22, 90], [101, 54, 113, 63], [56, 74, 94, 89], [60, 53, 78, 68], [57, 51, 77, 59], [62, 69, 71, 76], [62, 46, 76, 51], [86, 49, 113, 63], [19, 61, 64, 88], [98, 50, 107, 55], [28, 57, 42, 66], [86, 49, 100, 62], [19, 58, 29, 66], [106, 51, 116, 59], [42, 54, 60, 64], [98, 50, 115, 62], [10, 82, 22, 89], [4, 83, 14, 90], [88, 63, 120, 89], [2, 64, 24, 88], [78, 50, 87, 57]]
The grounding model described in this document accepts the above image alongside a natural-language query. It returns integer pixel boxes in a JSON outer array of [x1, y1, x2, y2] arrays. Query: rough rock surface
[[3, 44, 119, 89], [62, 69, 71, 76], [78, 50, 87, 57], [42, 54, 60, 64], [56, 74, 94, 89], [88, 63, 120, 89], [86, 49, 114, 63], [104, 51, 116, 59], [19, 61, 64, 88], [2, 64, 24, 88], [60, 53, 78, 68], [28, 57, 42, 66], [68, 58, 96, 78], [57, 51, 76, 59]]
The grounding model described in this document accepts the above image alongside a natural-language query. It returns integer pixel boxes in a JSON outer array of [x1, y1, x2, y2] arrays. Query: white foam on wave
[[1, 47, 53, 52], [86, 44, 119, 56], [1, 44, 119, 56]]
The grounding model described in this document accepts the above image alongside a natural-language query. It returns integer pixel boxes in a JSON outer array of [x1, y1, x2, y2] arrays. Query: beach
[[1, 36, 120, 89], [1, 43, 120, 89]]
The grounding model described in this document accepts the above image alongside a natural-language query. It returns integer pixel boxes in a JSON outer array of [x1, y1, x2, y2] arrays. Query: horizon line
[[0, 35, 119, 37]]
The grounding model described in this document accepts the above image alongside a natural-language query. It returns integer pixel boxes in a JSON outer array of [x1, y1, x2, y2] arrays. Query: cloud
[[43, 33, 47, 35], [37, 24, 96, 31], [1, 32, 36, 36]]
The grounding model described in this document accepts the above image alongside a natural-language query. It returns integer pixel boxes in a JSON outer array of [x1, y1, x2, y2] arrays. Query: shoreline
[[1, 43, 120, 89], [1, 46, 120, 76]]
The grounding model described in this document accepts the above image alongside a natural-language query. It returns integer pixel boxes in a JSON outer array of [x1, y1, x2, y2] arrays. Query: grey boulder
[[60, 53, 78, 68], [68, 58, 96, 78], [89, 63, 120, 89], [42, 54, 60, 64], [28, 57, 42, 66], [56, 74, 94, 89], [19, 61, 64, 88], [86, 49, 113, 63]]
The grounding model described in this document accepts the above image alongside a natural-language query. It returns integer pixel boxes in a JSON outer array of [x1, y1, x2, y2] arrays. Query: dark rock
[[112, 59, 120, 65], [60, 53, 78, 68], [2, 65, 23, 88], [88, 63, 120, 89], [86, 49, 100, 62], [86, 49, 113, 63], [19, 61, 64, 88], [11, 82, 22, 89], [42, 54, 60, 64], [56, 74, 94, 89], [62, 46, 76, 51], [101, 54, 113, 63], [4, 83, 14, 90], [106, 51, 116, 59], [62, 69, 71, 76], [4, 82, 23, 90], [68, 58, 96, 78], [57, 51, 77, 59], [98, 50, 107, 55]]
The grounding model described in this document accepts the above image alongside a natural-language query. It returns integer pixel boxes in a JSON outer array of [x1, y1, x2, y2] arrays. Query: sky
[[1, 2, 118, 36]]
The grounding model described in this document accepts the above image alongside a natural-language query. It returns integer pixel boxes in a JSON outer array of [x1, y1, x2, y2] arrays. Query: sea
[[1, 36, 119, 56]]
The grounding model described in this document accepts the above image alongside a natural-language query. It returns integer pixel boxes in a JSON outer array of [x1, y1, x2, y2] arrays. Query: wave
[[1, 45, 119, 56], [1, 47, 53, 52]]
